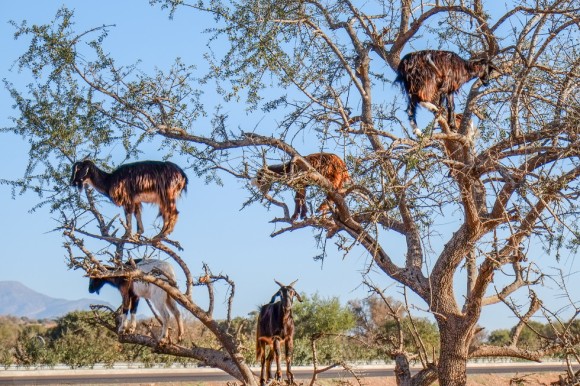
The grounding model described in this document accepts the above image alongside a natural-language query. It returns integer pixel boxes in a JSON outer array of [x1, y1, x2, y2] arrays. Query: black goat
[[88, 259, 183, 343], [70, 159, 188, 239], [256, 280, 303, 386], [254, 153, 350, 221], [395, 50, 497, 136]]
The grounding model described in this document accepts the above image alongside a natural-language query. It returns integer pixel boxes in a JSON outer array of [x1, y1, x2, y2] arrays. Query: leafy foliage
[[3, 1, 579, 384]]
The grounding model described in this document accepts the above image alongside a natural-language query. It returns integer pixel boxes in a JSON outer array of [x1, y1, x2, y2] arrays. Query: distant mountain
[[0, 281, 113, 320]]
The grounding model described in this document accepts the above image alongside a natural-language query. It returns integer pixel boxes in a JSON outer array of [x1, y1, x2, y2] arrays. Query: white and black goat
[[70, 159, 188, 239], [256, 280, 303, 386], [395, 50, 497, 136], [88, 259, 184, 343], [254, 153, 350, 221]]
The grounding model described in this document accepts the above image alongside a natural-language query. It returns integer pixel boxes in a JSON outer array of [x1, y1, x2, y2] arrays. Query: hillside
[[0, 281, 112, 320]]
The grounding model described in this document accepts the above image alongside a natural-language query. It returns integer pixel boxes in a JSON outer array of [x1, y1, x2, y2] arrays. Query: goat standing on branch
[[254, 153, 350, 221], [70, 159, 188, 239], [256, 280, 303, 386], [88, 259, 184, 343], [395, 50, 498, 136]]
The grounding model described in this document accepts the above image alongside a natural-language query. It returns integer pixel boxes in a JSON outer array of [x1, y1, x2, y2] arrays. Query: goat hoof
[[157, 337, 168, 345], [125, 233, 139, 242], [152, 233, 166, 241]]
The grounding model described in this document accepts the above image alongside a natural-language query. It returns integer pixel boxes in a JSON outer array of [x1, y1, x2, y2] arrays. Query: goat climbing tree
[[4, 1, 580, 385]]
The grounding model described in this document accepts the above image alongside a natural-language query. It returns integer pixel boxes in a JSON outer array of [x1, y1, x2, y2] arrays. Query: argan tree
[[3, 1, 580, 385]]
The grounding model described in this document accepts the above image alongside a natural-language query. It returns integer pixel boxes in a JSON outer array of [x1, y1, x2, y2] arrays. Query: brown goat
[[254, 153, 350, 221], [395, 50, 497, 136], [256, 280, 302, 386], [70, 160, 188, 239]]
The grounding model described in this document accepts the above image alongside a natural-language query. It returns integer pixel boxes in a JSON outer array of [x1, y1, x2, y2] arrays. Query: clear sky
[[0, 0, 379, 322], [1, 1, 576, 332]]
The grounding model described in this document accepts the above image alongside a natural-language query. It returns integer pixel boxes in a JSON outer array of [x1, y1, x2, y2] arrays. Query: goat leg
[[123, 209, 134, 238], [446, 93, 457, 130], [167, 298, 183, 343], [407, 102, 424, 137], [317, 197, 333, 216], [266, 348, 274, 382], [297, 189, 308, 220], [286, 340, 295, 385], [291, 191, 305, 221], [134, 203, 145, 236], [127, 312, 137, 333], [117, 311, 128, 334], [273, 339, 282, 382], [155, 204, 178, 239]]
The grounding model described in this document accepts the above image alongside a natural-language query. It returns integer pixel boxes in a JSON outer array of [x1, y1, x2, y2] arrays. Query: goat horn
[[288, 279, 298, 287], [274, 279, 284, 288]]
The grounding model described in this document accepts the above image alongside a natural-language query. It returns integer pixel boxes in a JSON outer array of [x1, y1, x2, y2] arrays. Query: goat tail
[[393, 65, 407, 92], [178, 167, 189, 195], [167, 163, 189, 197], [393, 70, 403, 88]]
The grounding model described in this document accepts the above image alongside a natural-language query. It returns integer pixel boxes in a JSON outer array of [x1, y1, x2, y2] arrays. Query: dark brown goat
[[254, 153, 350, 221], [88, 259, 183, 343], [70, 160, 188, 239], [256, 280, 303, 386], [395, 50, 497, 136]]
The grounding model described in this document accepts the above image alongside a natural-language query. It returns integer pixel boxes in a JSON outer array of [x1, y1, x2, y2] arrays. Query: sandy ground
[[192, 373, 562, 386], [68, 373, 564, 386]]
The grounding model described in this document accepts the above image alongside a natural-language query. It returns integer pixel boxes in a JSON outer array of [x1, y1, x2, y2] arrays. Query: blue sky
[[1, 1, 576, 333], [0, 0, 377, 322]]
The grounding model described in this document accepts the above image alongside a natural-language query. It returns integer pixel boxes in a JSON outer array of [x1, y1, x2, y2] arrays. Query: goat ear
[[294, 291, 303, 302]]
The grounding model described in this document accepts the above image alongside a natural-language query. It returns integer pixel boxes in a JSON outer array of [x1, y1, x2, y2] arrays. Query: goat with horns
[[256, 280, 303, 386], [88, 259, 184, 343], [70, 159, 188, 239], [395, 50, 498, 136], [254, 153, 350, 221]]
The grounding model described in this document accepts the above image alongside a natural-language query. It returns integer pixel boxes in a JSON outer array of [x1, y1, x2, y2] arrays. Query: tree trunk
[[393, 353, 412, 386], [437, 317, 471, 386]]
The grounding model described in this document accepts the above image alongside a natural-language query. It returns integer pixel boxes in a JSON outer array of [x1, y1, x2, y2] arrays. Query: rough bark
[[437, 317, 473, 386]]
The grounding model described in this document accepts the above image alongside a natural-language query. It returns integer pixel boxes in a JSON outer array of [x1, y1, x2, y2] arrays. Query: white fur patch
[[133, 192, 160, 204], [419, 101, 439, 112]]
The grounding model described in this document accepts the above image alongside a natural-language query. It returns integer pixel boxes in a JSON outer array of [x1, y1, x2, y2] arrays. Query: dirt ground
[[115, 372, 564, 386]]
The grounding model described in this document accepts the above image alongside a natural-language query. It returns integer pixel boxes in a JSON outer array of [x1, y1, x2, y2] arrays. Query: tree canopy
[[3, 1, 579, 385]]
